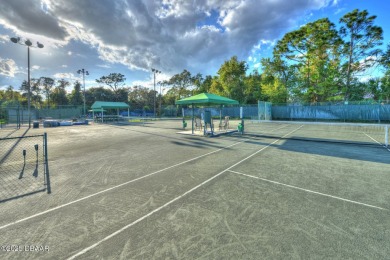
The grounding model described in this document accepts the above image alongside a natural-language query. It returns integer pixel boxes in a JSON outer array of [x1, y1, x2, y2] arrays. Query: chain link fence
[[0, 105, 83, 129], [4, 101, 387, 125], [0, 132, 50, 203]]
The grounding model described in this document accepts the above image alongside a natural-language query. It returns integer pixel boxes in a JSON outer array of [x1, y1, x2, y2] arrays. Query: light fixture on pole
[[77, 69, 89, 117], [151, 68, 161, 118], [10, 37, 44, 128]]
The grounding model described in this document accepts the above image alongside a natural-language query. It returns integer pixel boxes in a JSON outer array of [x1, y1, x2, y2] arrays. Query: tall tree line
[[1, 78, 86, 108], [161, 9, 388, 104], [263, 9, 386, 103]]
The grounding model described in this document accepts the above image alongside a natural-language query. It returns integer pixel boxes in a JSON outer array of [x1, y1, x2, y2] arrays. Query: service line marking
[[67, 125, 303, 259], [0, 140, 244, 231], [228, 170, 388, 211]]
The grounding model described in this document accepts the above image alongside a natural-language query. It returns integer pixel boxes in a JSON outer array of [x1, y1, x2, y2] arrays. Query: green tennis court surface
[[0, 121, 389, 259]]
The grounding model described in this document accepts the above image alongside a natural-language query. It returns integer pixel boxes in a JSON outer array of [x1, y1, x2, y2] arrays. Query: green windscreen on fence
[[271, 103, 390, 123]]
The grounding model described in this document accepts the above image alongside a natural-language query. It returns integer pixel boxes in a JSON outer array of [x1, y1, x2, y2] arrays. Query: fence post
[[21, 108, 24, 126], [17, 105, 20, 129], [44, 133, 51, 194]]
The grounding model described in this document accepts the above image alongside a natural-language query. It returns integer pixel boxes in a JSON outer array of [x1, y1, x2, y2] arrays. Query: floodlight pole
[[27, 46, 31, 127], [153, 70, 156, 118], [152, 68, 161, 118], [10, 37, 44, 128], [77, 69, 89, 117], [160, 85, 162, 118]]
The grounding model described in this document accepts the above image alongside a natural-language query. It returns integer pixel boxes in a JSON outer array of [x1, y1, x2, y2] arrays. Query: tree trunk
[[345, 34, 354, 101]]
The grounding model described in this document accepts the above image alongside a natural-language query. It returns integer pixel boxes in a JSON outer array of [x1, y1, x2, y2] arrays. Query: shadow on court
[[0, 189, 46, 204], [233, 134, 390, 164], [277, 139, 389, 164], [0, 127, 30, 164], [102, 123, 233, 150]]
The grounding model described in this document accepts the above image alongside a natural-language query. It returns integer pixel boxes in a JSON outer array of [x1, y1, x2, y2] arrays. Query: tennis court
[[0, 119, 389, 259]]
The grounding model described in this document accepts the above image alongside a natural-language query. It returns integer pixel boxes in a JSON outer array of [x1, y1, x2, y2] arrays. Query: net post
[[385, 125, 388, 148], [44, 133, 51, 194]]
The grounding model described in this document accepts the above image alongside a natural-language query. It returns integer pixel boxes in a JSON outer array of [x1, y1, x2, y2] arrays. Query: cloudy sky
[[0, 0, 389, 92]]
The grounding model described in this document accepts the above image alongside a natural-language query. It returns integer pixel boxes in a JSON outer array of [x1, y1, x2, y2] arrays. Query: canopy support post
[[219, 104, 222, 130], [192, 104, 194, 135]]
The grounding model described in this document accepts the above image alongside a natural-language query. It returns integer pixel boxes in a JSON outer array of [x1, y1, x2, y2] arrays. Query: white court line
[[0, 141, 244, 231], [228, 170, 388, 211], [364, 132, 382, 145], [364, 133, 390, 152], [67, 125, 303, 259]]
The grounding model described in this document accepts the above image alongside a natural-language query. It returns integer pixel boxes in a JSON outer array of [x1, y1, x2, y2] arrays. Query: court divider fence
[[0, 132, 50, 203]]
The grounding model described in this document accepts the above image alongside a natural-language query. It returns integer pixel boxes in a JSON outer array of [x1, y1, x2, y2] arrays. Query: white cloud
[[253, 44, 261, 50], [334, 8, 345, 15], [0, 0, 336, 81], [0, 58, 17, 77], [358, 55, 377, 70], [0, 0, 68, 40], [53, 72, 75, 80], [0, 34, 10, 43], [97, 64, 111, 69]]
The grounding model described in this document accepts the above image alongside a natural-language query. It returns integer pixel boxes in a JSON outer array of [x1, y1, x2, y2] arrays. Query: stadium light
[[151, 68, 161, 118], [77, 69, 89, 117], [10, 37, 44, 128]]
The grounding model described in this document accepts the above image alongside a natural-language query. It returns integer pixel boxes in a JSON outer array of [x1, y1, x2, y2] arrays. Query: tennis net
[[243, 120, 389, 148], [117, 117, 185, 130]]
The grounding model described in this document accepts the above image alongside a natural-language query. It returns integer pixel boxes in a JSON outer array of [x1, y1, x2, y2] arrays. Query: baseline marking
[[0, 141, 244, 231], [228, 170, 388, 211], [67, 125, 303, 259]]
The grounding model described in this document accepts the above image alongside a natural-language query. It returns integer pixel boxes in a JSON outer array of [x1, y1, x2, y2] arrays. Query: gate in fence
[[258, 101, 272, 120], [0, 132, 50, 203]]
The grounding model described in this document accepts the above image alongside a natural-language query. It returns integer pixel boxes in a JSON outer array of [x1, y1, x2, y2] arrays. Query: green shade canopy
[[175, 93, 239, 105], [91, 101, 130, 110]]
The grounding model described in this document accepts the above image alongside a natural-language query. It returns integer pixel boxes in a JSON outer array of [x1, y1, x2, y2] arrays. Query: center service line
[[67, 125, 303, 259], [0, 140, 244, 231]]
